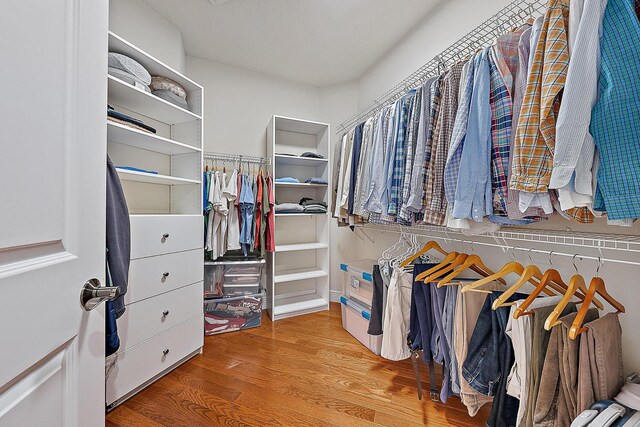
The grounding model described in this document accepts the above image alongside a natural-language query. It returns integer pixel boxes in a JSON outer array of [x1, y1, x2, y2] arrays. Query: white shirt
[[364, 106, 392, 214], [381, 268, 413, 361], [224, 169, 240, 251], [549, 0, 605, 210], [333, 133, 348, 218]]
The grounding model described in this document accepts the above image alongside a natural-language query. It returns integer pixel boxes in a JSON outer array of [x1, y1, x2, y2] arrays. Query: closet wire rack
[[359, 224, 640, 267], [337, 0, 547, 133], [204, 152, 271, 166]]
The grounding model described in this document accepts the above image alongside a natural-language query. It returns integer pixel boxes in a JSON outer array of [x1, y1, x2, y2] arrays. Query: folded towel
[[152, 89, 189, 110], [275, 177, 300, 183], [150, 76, 187, 100], [305, 177, 328, 185]]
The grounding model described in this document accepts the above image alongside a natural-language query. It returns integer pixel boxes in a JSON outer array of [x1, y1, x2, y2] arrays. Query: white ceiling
[[143, 0, 442, 87]]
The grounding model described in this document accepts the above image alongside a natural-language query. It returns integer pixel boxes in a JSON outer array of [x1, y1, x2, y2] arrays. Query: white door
[[0, 0, 108, 426]]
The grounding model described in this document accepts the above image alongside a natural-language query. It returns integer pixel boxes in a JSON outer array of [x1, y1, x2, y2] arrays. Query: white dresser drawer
[[126, 249, 203, 304], [130, 215, 202, 259], [106, 314, 203, 406], [118, 282, 203, 350]]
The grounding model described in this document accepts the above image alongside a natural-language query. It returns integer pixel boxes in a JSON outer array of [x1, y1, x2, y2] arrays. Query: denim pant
[[462, 291, 526, 427]]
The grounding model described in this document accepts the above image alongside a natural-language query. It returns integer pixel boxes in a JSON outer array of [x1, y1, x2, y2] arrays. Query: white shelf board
[[275, 182, 327, 188], [273, 293, 329, 319], [275, 212, 328, 217], [274, 115, 329, 135], [274, 267, 328, 284], [274, 155, 328, 167], [107, 121, 201, 155], [116, 169, 200, 186], [275, 243, 328, 253], [109, 32, 202, 93], [108, 76, 201, 125]]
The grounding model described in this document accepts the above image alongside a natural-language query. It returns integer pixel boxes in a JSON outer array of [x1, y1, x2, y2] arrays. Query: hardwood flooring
[[106, 303, 489, 426]]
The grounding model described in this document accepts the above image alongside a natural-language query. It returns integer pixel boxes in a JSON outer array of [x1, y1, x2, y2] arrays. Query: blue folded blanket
[[275, 177, 300, 183], [305, 177, 328, 185]]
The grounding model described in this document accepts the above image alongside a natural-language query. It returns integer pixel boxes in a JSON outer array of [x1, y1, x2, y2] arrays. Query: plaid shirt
[[422, 73, 448, 225], [488, 48, 512, 214], [420, 76, 443, 218], [423, 62, 464, 225], [591, 0, 640, 220], [387, 91, 416, 216], [510, 0, 570, 195], [444, 55, 477, 206], [399, 89, 422, 222]]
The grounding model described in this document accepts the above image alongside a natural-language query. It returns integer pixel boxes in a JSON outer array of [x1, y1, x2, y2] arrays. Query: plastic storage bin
[[340, 296, 382, 355], [204, 258, 265, 298], [340, 259, 376, 309], [204, 292, 263, 335]]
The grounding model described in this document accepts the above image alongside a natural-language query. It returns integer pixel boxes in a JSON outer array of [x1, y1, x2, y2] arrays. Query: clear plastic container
[[340, 259, 376, 309], [204, 258, 265, 298], [340, 296, 382, 355]]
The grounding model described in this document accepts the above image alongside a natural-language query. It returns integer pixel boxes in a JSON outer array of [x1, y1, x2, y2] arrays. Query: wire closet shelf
[[204, 152, 271, 166], [358, 223, 640, 267], [337, 0, 547, 133]]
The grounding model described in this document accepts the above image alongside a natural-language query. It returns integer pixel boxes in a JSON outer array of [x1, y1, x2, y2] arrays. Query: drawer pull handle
[[162, 349, 170, 356], [162, 310, 170, 316], [162, 272, 170, 279], [161, 233, 170, 242]]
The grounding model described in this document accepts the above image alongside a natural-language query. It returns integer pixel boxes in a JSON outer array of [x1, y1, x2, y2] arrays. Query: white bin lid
[[339, 259, 376, 281]]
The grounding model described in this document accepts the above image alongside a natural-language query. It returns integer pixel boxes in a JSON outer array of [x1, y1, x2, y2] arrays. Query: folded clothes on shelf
[[301, 152, 324, 159], [152, 89, 189, 110], [275, 177, 300, 183], [274, 203, 304, 213], [300, 197, 327, 208], [108, 52, 151, 90], [115, 166, 158, 175], [302, 204, 327, 213], [107, 105, 157, 134], [150, 76, 187, 100], [305, 177, 328, 185]]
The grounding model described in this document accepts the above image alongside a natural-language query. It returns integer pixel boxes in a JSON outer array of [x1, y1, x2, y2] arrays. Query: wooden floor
[[106, 303, 489, 426]]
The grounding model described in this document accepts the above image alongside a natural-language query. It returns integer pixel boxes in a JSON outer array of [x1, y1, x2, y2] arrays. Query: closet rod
[[337, 0, 547, 133], [361, 225, 640, 267], [203, 151, 271, 166]]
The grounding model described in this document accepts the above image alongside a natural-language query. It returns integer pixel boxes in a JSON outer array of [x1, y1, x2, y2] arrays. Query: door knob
[[80, 278, 120, 311]]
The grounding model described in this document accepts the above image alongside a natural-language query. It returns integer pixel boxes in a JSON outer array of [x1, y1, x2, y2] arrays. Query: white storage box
[[340, 260, 376, 309], [340, 296, 382, 355]]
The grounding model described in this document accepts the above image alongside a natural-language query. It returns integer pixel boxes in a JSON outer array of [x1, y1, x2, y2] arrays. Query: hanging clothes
[[265, 173, 275, 252], [239, 174, 255, 256], [224, 168, 240, 251]]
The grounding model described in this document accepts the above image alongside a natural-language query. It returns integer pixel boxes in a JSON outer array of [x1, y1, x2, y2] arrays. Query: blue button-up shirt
[[452, 48, 493, 222]]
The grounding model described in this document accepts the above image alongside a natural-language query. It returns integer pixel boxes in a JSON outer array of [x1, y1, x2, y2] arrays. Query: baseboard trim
[[329, 290, 342, 303]]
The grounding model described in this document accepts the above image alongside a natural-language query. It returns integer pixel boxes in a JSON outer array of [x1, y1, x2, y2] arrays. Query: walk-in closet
[[2, 0, 640, 425]]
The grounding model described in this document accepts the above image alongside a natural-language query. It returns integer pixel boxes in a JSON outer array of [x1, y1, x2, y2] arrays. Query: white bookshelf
[[266, 115, 330, 321], [105, 32, 204, 409]]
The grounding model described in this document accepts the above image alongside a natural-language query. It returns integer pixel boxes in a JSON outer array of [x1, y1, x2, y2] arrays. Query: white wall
[[109, 0, 186, 73], [186, 56, 321, 157]]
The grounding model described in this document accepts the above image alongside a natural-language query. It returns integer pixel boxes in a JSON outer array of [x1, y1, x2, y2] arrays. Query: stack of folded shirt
[[274, 203, 304, 213], [275, 177, 300, 183], [149, 76, 189, 110], [305, 177, 328, 185], [107, 105, 157, 133], [300, 197, 327, 213], [108, 52, 151, 92]]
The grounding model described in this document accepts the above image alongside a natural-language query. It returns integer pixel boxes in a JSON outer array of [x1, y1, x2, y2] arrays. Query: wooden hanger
[[543, 274, 588, 330], [414, 251, 460, 281], [515, 254, 601, 319], [400, 240, 447, 268], [461, 260, 547, 294], [423, 254, 468, 283], [568, 276, 625, 340], [489, 264, 554, 309], [438, 254, 506, 289]]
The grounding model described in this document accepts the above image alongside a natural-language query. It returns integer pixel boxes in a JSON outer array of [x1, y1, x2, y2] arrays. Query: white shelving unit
[[266, 115, 331, 321], [105, 32, 204, 409]]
